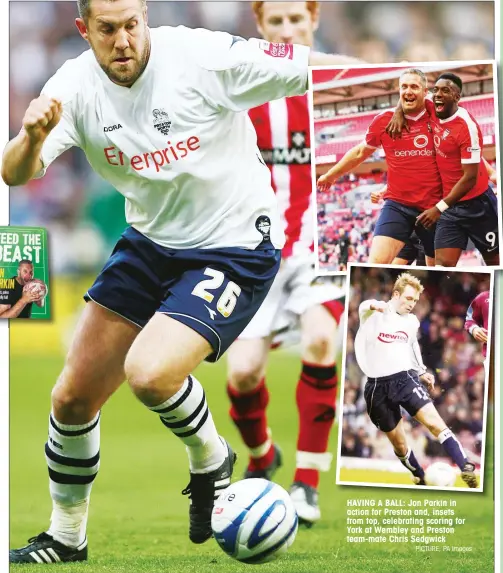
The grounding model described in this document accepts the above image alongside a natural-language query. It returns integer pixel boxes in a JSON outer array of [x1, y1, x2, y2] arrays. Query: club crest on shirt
[[152, 108, 171, 136], [377, 331, 409, 343], [255, 215, 271, 241], [258, 40, 293, 60]]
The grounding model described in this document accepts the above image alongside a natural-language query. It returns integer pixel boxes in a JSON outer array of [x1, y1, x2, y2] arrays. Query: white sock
[[45, 412, 100, 547], [48, 500, 89, 549], [150, 375, 226, 473]]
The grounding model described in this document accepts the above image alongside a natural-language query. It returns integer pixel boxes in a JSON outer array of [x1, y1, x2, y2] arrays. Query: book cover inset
[[0, 227, 50, 319]]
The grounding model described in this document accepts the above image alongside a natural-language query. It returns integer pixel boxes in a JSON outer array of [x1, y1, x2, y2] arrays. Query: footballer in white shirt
[[2, 0, 312, 564], [355, 272, 478, 489]]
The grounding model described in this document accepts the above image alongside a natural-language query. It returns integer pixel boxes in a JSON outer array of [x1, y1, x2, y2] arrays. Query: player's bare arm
[[416, 163, 478, 229], [0, 289, 40, 319], [483, 157, 497, 186], [1, 95, 62, 186], [317, 143, 374, 191], [0, 304, 11, 316], [385, 103, 409, 138]]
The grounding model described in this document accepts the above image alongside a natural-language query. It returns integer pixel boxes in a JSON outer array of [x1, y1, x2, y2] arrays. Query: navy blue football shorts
[[395, 232, 426, 265], [363, 370, 432, 432], [373, 199, 436, 259], [84, 226, 281, 362], [435, 188, 499, 254]]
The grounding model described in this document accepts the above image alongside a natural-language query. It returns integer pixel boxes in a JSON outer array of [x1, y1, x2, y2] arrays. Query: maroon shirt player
[[464, 290, 490, 357]]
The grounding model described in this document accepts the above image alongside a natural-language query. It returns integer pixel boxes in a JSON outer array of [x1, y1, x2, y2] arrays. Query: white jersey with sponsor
[[355, 299, 426, 378], [37, 27, 309, 250]]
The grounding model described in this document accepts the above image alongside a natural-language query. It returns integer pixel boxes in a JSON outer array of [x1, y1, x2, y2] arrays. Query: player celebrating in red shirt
[[317, 69, 443, 266], [226, 1, 358, 527], [464, 290, 490, 360], [416, 73, 499, 266]]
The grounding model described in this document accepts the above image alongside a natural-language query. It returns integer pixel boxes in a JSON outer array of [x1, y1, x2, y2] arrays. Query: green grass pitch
[[10, 352, 494, 573]]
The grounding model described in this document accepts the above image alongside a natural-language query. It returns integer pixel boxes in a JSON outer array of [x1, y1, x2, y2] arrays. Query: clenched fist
[[22, 95, 62, 143], [317, 173, 333, 192]]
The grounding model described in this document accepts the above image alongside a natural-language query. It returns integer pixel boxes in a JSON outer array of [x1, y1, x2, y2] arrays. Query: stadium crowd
[[341, 268, 489, 467], [317, 162, 498, 271], [8, 2, 495, 275]]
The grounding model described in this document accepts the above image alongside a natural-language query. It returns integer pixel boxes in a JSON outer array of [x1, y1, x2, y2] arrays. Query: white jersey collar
[[437, 108, 461, 124], [404, 108, 427, 121]]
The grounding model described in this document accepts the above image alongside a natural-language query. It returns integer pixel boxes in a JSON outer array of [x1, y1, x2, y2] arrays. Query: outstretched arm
[[2, 96, 62, 186], [358, 299, 387, 323], [317, 143, 375, 191]]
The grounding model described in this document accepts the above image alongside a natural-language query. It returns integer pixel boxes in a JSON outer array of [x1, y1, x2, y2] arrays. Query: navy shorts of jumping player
[[84, 226, 281, 362], [374, 199, 436, 259], [363, 370, 432, 432], [435, 188, 499, 254]]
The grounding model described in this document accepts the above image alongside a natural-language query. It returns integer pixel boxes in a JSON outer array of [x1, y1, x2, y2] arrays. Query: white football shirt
[[37, 26, 310, 250], [354, 299, 427, 378]]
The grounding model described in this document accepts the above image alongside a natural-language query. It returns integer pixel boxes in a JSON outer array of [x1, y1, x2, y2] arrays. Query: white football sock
[[150, 375, 226, 473], [46, 411, 100, 547]]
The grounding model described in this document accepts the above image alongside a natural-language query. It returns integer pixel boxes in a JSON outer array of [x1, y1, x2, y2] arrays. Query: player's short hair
[[437, 72, 463, 93], [252, 1, 320, 22], [18, 259, 33, 268], [77, 0, 147, 21], [392, 272, 424, 296], [399, 68, 427, 88]]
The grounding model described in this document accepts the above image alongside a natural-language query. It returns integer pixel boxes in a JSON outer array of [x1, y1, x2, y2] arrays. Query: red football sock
[[227, 379, 275, 470], [294, 362, 337, 488]]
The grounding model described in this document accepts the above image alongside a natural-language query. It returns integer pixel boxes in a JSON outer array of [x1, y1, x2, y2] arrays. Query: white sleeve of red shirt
[[456, 108, 482, 164]]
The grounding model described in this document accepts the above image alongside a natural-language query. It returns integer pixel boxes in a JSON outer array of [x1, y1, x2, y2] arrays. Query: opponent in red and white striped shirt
[[416, 73, 499, 267], [248, 94, 313, 258], [226, 1, 361, 526]]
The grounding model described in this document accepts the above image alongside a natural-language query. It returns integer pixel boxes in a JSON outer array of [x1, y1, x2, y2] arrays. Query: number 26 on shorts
[[191, 268, 242, 318]]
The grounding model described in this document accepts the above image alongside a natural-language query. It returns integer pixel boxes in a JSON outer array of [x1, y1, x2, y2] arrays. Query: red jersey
[[364, 109, 442, 211], [249, 95, 313, 258], [464, 290, 490, 357], [426, 100, 489, 201]]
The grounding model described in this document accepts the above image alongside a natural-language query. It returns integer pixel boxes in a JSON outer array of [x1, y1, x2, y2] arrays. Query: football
[[424, 462, 457, 487], [211, 478, 298, 564], [24, 279, 48, 298]]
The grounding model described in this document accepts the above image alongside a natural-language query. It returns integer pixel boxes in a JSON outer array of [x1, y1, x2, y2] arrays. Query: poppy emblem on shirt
[[152, 108, 172, 136]]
